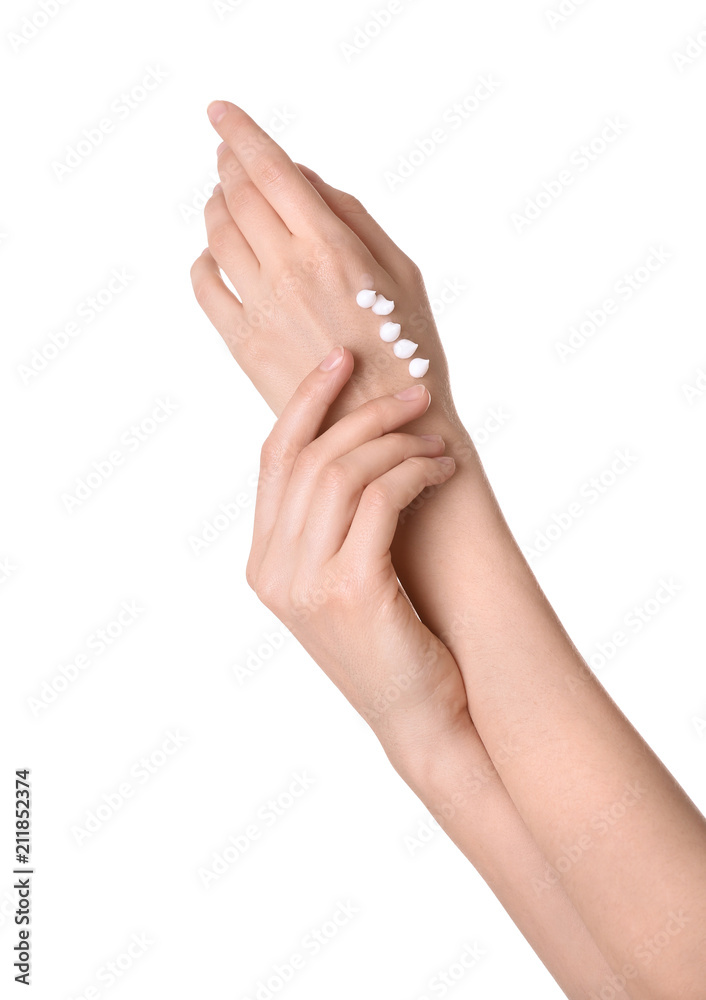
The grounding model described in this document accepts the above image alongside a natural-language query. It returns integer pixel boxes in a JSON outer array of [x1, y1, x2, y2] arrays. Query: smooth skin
[[191, 101, 706, 999]]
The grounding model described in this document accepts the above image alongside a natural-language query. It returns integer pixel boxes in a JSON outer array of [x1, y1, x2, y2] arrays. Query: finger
[[277, 382, 432, 541], [217, 143, 292, 258], [344, 455, 456, 563], [301, 433, 446, 561], [191, 247, 245, 330], [204, 183, 259, 291], [207, 102, 342, 238], [296, 163, 415, 283], [251, 346, 354, 556]]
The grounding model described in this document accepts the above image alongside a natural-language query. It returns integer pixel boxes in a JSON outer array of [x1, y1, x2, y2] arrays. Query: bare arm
[[191, 102, 706, 998]]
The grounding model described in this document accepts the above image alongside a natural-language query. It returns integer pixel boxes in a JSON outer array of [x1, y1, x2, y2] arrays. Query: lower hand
[[246, 345, 473, 767]]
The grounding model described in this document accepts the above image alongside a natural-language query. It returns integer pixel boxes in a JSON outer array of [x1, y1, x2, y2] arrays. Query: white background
[[2, 0, 706, 997]]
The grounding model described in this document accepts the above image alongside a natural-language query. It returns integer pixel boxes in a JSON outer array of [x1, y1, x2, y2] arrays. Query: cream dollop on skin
[[409, 357, 430, 378], [393, 339, 418, 359], [355, 289, 431, 376], [372, 294, 395, 316], [356, 289, 377, 308], [379, 322, 401, 342]]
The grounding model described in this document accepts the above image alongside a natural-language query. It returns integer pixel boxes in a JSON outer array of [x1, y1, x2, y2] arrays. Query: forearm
[[391, 724, 627, 1000], [391, 429, 706, 998]]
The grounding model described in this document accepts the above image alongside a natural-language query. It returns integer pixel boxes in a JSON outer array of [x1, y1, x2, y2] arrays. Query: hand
[[190, 101, 466, 442], [246, 345, 473, 767]]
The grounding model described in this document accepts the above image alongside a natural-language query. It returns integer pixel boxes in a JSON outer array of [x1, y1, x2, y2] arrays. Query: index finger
[[207, 101, 340, 238], [251, 346, 353, 552]]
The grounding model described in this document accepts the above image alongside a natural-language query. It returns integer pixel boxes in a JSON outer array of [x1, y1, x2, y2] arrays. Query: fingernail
[[213, 182, 222, 195], [435, 456, 455, 470], [208, 101, 229, 125], [217, 140, 228, 156], [394, 384, 427, 401], [421, 434, 444, 445], [319, 346, 345, 371]]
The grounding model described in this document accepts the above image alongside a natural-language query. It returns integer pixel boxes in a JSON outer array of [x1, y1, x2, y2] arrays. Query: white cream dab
[[379, 322, 401, 342], [355, 288, 431, 379], [393, 339, 418, 359], [356, 289, 377, 308], [409, 358, 429, 378], [372, 294, 395, 316]]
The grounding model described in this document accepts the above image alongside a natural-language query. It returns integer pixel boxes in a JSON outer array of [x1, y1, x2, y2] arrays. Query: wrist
[[387, 714, 493, 819]]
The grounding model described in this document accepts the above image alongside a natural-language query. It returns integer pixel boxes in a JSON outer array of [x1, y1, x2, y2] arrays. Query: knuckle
[[251, 562, 282, 609], [361, 483, 391, 512], [190, 265, 211, 306], [255, 155, 286, 189], [259, 434, 289, 475], [402, 255, 424, 285], [245, 557, 259, 592], [362, 397, 388, 433], [406, 456, 431, 482], [319, 460, 349, 493], [287, 574, 310, 611], [273, 265, 304, 298], [208, 221, 234, 256], [337, 189, 367, 215], [295, 378, 323, 405], [300, 240, 343, 280], [293, 446, 321, 481], [225, 183, 253, 215]]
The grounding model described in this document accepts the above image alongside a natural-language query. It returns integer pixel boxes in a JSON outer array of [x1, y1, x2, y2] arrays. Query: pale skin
[[190, 101, 706, 1000]]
